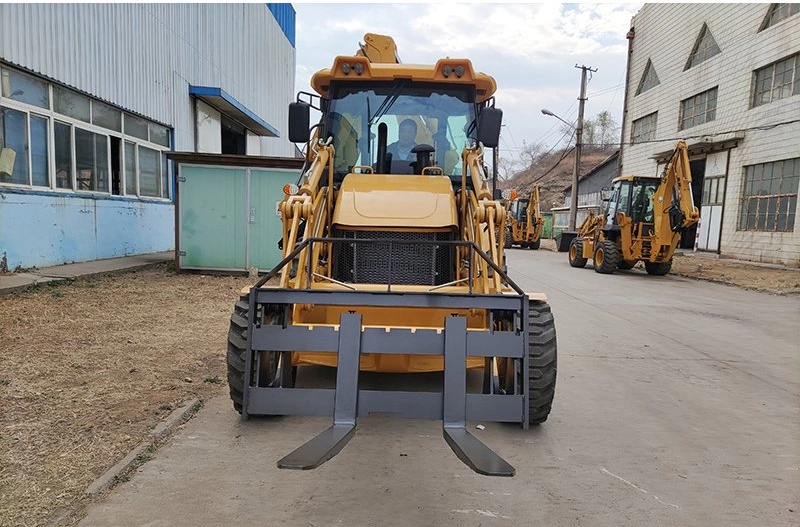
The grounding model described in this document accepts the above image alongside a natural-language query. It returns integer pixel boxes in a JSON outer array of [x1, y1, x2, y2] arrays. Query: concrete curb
[[0, 251, 172, 296], [85, 399, 201, 498]]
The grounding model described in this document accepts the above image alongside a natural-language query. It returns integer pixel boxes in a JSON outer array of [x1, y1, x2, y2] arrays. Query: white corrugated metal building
[[619, 3, 800, 265], [0, 3, 296, 270]]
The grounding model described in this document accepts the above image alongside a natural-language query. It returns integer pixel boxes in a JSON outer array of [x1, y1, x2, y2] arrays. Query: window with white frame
[[759, 3, 800, 31], [738, 158, 799, 232], [631, 112, 657, 144], [679, 87, 717, 131], [0, 65, 172, 199], [752, 53, 799, 108]]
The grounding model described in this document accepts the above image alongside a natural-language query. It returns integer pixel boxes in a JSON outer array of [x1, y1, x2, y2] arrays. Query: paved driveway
[[79, 249, 800, 527]]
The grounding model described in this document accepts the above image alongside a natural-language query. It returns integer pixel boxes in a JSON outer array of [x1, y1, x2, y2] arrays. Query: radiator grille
[[333, 229, 454, 285]]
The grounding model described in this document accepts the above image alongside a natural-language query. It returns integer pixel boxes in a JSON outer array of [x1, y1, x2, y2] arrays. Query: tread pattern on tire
[[227, 295, 249, 414], [528, 300, 557, 425], [504, 229, 513, 249], [594, 240, 618, 274], [568, 238, 588, 268]]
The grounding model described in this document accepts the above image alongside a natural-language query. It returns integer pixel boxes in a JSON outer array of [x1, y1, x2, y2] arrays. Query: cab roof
[[311, 56, 497, 103], [612, 174, 661, 183]]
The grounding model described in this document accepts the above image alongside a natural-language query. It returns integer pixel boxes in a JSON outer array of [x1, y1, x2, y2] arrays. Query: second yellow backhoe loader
[[568, 140, 699, 275], [504, 183, 543, 250], [227, 33, 557, 477]]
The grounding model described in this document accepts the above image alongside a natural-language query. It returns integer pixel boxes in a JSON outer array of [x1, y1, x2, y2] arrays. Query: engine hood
[[333, 174, 458, 229]]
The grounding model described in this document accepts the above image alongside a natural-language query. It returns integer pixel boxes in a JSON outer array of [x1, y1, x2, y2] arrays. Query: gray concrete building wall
[[620, 3, 800, 265]]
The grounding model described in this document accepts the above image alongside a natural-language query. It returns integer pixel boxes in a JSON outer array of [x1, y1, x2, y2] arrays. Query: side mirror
[[600, 187, 613, 202], [477, 107, 502, 148], [288, 102, 310, 143]]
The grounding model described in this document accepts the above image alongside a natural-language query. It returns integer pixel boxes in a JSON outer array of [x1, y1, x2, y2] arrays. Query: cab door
[[606, 181, 631, 226]]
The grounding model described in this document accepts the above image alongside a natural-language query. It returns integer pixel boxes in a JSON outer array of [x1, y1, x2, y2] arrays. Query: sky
[[293, 2, 644, 169]]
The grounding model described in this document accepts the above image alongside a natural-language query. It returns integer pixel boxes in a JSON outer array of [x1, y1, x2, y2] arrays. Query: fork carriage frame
[[241, 237, 533, 477]]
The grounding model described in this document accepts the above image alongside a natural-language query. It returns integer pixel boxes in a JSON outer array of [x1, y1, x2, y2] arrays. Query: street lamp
[[540, 108, 570, 126], [541, 108, 582, 232]]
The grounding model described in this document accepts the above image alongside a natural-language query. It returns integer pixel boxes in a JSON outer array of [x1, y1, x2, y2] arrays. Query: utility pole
[[492, 144, 499, 199], [569, 64, 597, 231]]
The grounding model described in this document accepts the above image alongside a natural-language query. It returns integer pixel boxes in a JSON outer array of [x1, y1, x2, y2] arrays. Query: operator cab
[[605, 176, 660, 232], [323, 81, 476, 182], [509, 199, 529, 223]]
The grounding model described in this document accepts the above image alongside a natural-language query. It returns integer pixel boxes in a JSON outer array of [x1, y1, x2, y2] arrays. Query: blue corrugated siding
[[266, 3, 296, 47]]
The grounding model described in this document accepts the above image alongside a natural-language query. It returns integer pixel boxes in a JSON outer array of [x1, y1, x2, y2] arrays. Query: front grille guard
[[255, 236, 525, 295], [246, 237, 528, 477]]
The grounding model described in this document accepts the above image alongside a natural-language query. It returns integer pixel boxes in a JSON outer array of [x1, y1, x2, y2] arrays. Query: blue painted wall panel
[[266, 3, 296, 47], [0, 191, 173, 269]]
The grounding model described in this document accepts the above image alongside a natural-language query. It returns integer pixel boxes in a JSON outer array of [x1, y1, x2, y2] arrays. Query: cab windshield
[[606, 180, 658, 224], [510, 200, 529, 222], [327, 81, 476, 179]]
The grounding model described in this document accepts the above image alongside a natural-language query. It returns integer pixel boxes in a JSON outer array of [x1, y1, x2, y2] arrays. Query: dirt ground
[[0, 266, 253, 527], [1, 255, 798, 527]]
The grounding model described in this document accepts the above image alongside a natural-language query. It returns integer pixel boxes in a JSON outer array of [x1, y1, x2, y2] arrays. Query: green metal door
[[542, 213, 553, 239], [179, 166, 247, 270], [248, 169, 299, 271]]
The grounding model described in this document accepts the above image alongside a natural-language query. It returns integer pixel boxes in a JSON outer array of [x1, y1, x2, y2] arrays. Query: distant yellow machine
[[227, 33, 557, 477], [568, 140, 699, 275], [504, 183, 544, 250]]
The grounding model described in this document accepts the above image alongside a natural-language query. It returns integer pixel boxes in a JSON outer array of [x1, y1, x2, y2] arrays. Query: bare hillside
[[501, 146, 613, 211]]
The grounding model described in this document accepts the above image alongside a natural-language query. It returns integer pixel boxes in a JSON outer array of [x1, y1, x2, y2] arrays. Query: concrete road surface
[[79, 250, 800, 527]]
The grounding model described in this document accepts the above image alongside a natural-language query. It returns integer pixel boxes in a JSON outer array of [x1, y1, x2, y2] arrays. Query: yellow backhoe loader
[[504, 183, 543, 250], [568, 140, 699, 275], [226, 33, 557, 477]]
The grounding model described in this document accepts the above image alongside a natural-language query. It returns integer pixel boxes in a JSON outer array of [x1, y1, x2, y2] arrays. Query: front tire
[[226, 296, 249, 414], [593, 240, 618, 274], [504, 229, 513, 249], [227, 294, 295, 415], [529, 239, 541, 250], [568, 238, 587, 268], [528, 301, 557, 425]]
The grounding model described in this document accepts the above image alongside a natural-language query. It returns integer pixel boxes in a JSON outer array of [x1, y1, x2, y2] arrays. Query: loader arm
[[462, 144, 506, 294]]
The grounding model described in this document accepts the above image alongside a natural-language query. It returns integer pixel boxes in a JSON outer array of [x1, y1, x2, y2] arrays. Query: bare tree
[[497, 155, 520, 186], [595, 111, 619, 148], [518, 140, 545, 171], [559, 123, 576, 147]]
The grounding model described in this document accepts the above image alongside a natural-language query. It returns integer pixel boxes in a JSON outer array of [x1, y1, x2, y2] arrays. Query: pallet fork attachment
[[243, 289, 528, 477]]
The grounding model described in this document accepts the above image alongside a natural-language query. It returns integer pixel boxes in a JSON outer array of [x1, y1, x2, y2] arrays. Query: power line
[[590, 117, 800, 148], [531, 145, 576, 185], [503, 125, 522, 154], [588, 83, 624, 98]]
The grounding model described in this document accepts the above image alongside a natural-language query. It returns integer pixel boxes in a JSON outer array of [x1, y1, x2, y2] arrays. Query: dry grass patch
[[0, 265, 253, 527]]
